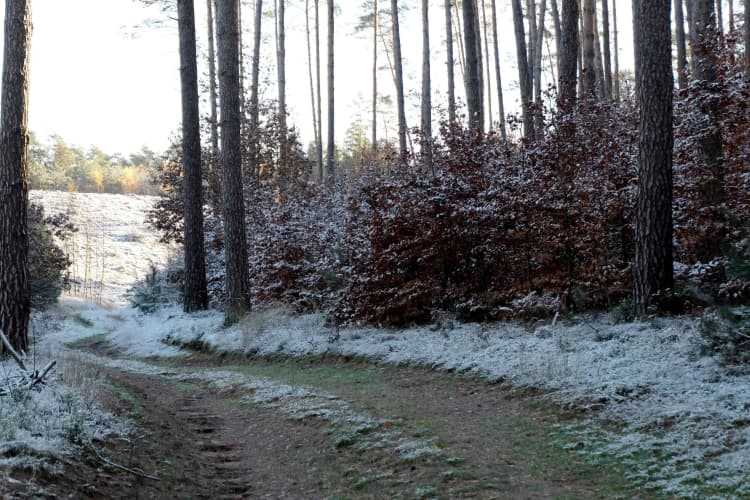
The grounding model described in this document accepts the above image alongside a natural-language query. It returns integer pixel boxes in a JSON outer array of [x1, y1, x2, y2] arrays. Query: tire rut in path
[[101, 369, 347, 499]]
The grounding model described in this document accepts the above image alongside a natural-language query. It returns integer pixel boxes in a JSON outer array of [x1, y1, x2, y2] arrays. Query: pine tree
[[177, 0, 208, 313]]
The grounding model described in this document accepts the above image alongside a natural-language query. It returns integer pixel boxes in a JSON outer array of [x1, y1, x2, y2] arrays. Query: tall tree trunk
[[276, 0, 287, 178], [463, 0, 484, 134], [601, 0, 613, 99], [691, 0, 725, 212], [685, 0, 696, 75], [481, 0, 493, 131], [372, 0, 379, 153], [745, 0, 750, 80], [527, 0, 538, 97], [633, 0, 674, 315], [559, 0, 579, 110], [551, 0, 562, 76], [453, 2, 467, 82], [716, 0, 724, 34], [445, 0, 457, 124], [472, 0, 485, 131], [421, 0, 433, 169], [675, 0, 689, 89], [0, 0, 32, 353], [582, 0, 597, 99], [250, 0, 262, 181], [534, 0, 547, 133], [613, 0, 620, 100], [392, 0, 408, 159], [728, 0, 734, 31], [177, 0, 209, 313], [593, 6, 606, 99], [491, 0, 507, 139], [305, 0, 319, 179], [217, 0, 250, 325], [633, 0, 643, 100], [511, 0, 535, 139], [315, 0, 324, 181], [207, 0, 220, 164], [578, 1, 584, 97], [326, 0, 335, 179]]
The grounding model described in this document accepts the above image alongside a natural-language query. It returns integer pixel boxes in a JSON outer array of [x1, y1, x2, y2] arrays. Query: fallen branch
[[87, 443, 160, 481], [0, 329, 28, 372], [28, 361, 57, 390]]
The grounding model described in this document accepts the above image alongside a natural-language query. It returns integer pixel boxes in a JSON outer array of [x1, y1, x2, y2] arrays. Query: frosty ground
[[1, 191, 748, 498]]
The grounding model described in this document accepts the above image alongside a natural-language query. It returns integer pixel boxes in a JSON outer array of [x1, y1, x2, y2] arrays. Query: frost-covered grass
[[91, 303, 750, 498]]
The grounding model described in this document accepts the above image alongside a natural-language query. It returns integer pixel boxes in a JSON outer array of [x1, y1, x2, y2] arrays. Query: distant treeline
[[29, 133, 161, 195]]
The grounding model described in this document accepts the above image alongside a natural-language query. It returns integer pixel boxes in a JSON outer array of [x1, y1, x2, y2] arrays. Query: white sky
[[0, 0, 637, 156]]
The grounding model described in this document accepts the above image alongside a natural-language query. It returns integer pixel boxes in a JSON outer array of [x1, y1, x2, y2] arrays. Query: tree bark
[[491, 0, 507, 139], [534, 0, 547, 112], [421, 0, 433, 169], [445, 0, 457, 124], [391, 0, 408, 159], [633, 0, 674, 315], [0, 0, 32, 353], [217, 0, 249, 325], [559, 0, 579, 111], [326, 0, 335, 179], [675, 0, 689, 89], [511, 0, 535, 139], [593, 6, 606, 99], [177, 0, 209, 313], [582, 0, 597, 99], [745, 0, 750, 80]]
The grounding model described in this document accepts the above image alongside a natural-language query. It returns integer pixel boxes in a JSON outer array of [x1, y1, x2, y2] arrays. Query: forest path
[[49, 336, 643, 499]]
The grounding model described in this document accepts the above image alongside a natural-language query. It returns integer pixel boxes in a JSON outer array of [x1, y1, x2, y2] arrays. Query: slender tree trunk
[[532, 0, 547, 134], [686, 0, 696, 75], [315, 0, 324, 181], [249, 0, 262, 181], [481, 0, 493, 131], [473, 0, 485, 131], [453, 2, 467, 82], [613, 0, 620, 100], [511, 0, 535, 139], [326, 0, 335, 179], [551, 0, 562, 76], [217, 0, 249, 325], [276, 0, 287, 177], [675, 0, 688, 89], [491, 0, 507, 139], [601, 0, 613, 99], [463, 0, 484, 135], [593, 6, 606, 99], [527, 0, 538, 97], [728, 0, 734, 31], [559, 0, 579, 110], [445, 0, 457, 124], [305, 0, 320, 178], [582, 0, 597, 98], [207, 0, 220, 164], [421, 0, 433, 169], [716, 0, 724, 34], [392, 0, 408, 159], [0, 0, 32, 353], [633, 0, 643, 100], [177, 0, 209, 313], [633, 0, 674, 315], [372, 0, 379, 153], [745, 0, 750, 80]]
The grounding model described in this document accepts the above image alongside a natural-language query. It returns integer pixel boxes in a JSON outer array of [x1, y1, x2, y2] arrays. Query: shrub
[[28, 204, 75, 307]]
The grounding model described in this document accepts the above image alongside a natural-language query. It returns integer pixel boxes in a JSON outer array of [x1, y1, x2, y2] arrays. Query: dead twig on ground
[[87, 442, 160, 481]]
